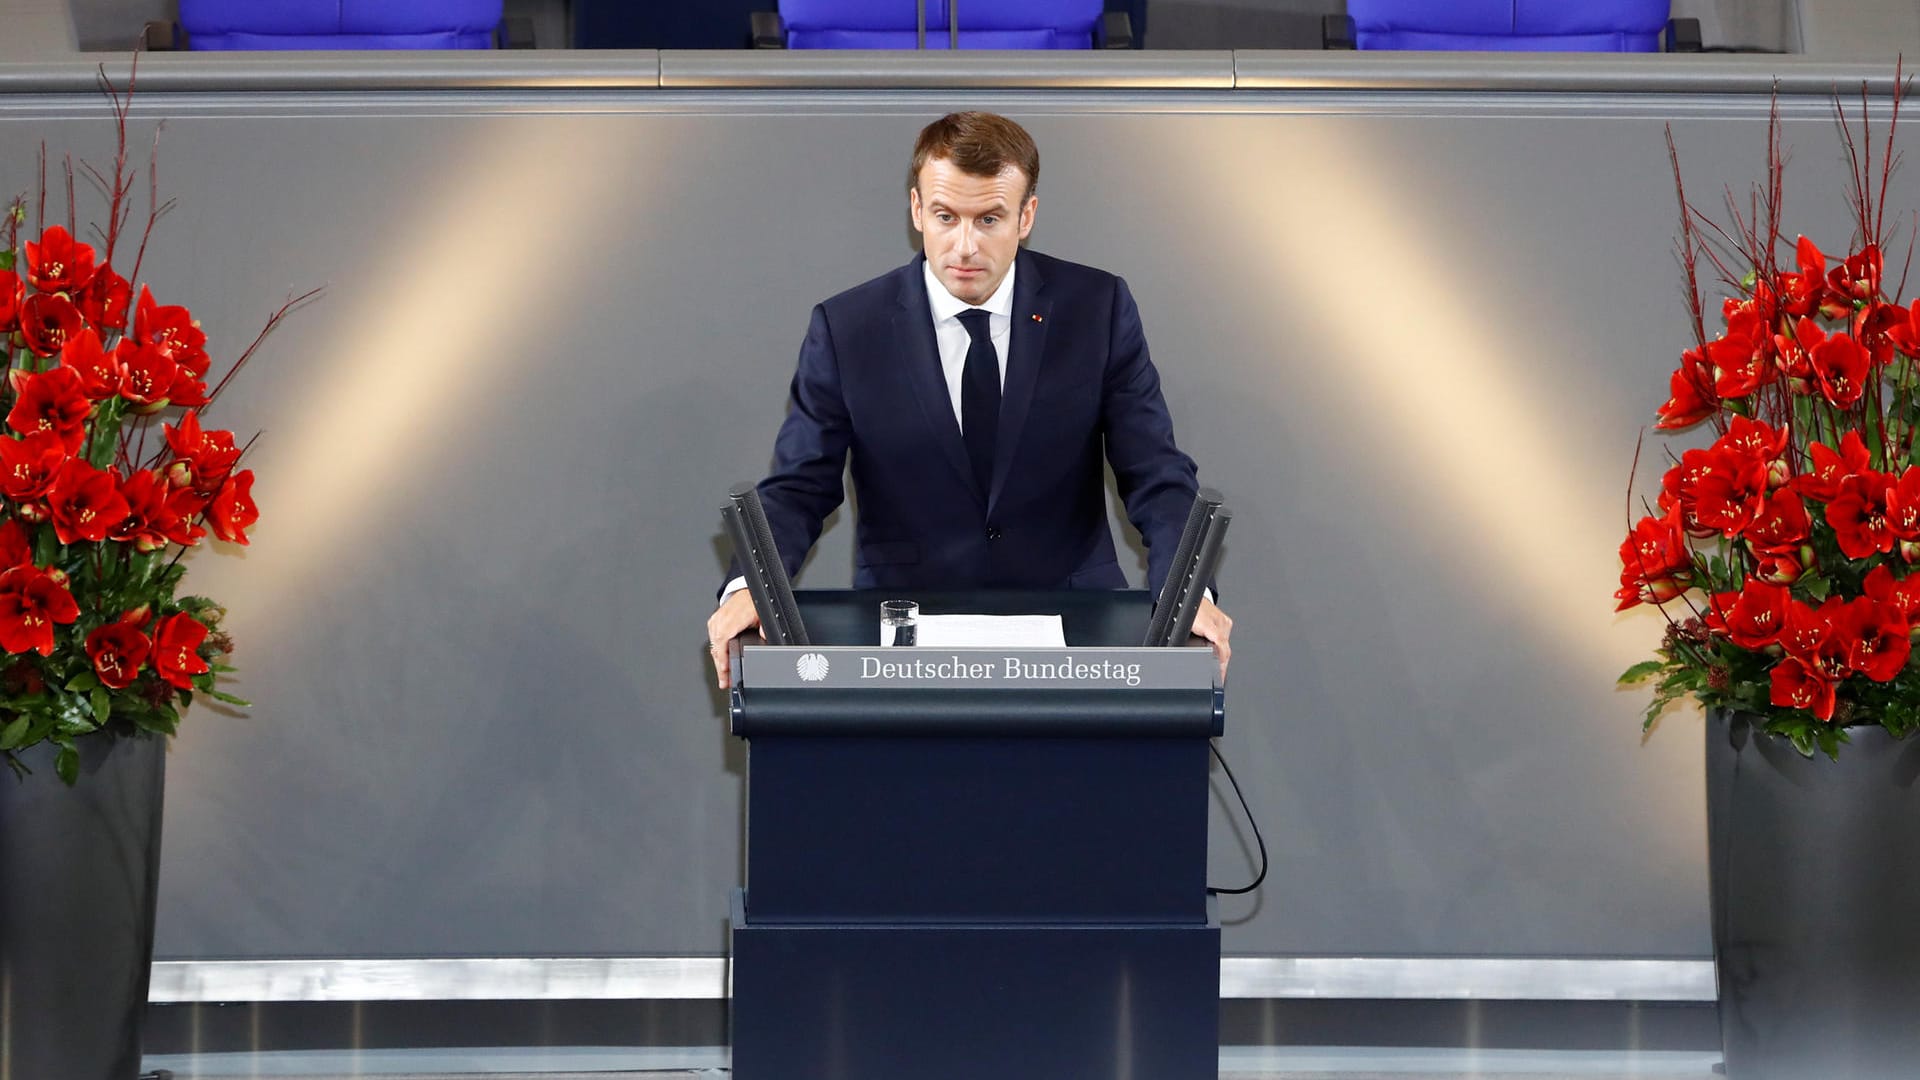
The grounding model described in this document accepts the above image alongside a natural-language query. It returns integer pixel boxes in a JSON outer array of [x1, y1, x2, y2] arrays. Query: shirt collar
[[923, 257, 1017, 324]]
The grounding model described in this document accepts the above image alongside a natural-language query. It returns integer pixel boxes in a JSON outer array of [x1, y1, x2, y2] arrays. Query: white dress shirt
[[923, 258, 1015, 431]]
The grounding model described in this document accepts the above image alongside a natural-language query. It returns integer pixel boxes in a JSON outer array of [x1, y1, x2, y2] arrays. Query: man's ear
[[1018, 195, 1037, 240], [909, 187, 924, 233]]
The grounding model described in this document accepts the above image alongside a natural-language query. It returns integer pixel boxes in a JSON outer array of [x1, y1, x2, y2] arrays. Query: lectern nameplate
[[739, 645, 1215, 691]]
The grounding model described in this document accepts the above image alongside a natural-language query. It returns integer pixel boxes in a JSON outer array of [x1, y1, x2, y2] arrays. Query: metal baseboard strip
[[148, 956, 1715, 1004]]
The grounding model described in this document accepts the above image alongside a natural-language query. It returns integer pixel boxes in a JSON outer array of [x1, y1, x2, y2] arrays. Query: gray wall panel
[[0, 80, 1900, 963]]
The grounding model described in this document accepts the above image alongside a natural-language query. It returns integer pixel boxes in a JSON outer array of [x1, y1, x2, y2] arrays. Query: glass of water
[[880, 600, 918, 647]]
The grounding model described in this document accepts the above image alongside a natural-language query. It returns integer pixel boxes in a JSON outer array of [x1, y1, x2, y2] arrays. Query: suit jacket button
[[986, 526, 1003, 541]]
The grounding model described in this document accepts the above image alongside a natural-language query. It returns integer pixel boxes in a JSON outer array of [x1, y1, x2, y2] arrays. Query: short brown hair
[[909, 112, 1039, 203]]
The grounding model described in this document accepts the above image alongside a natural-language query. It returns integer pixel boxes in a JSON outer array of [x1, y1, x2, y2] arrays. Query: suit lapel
[[894, 257, 984, 505], [989, 251, 1049, 515]]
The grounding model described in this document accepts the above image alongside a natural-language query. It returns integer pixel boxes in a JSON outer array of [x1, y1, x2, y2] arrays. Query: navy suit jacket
[[745, 248, 1200, 594]]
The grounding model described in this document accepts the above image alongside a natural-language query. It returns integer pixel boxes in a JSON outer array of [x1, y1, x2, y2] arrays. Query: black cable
[[1206, 740, 1267, 896]]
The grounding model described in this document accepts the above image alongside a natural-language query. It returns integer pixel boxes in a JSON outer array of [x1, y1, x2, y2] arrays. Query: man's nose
[[957, 223, 978, 255]]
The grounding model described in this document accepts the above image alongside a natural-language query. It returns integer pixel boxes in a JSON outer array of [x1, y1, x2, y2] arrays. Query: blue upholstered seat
[[776, 0, 1106, 49], [178, 0, 505, 50], [1347, 0, 1673, 52]]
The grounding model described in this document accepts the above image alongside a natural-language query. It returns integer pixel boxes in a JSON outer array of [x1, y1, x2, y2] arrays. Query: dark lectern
[[728, 590, 1223, 1080]]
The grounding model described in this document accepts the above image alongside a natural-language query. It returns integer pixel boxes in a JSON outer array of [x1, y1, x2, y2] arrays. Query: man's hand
[[1190, 596, 1233, 683], [707, 590, 763, 690]]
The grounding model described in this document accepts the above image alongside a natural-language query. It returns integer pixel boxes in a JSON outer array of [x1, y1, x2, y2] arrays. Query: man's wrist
[[722, 577, 749, 602]]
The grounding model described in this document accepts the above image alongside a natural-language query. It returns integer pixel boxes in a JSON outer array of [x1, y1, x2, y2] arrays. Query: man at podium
[[707, 111, 1230, 687]]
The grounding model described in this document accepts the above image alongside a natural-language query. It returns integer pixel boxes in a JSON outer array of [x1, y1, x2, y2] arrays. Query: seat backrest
[[1347, 0, 1671, 52], [779, 0, 1104, 49], [179, 0, 505, 50]]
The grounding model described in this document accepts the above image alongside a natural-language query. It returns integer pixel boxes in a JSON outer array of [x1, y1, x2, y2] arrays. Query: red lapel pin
[[1031, 314, 1044, 323]]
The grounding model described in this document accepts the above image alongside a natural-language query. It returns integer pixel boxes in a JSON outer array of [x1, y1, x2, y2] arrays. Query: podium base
[[729, 890, 1220, 1080]]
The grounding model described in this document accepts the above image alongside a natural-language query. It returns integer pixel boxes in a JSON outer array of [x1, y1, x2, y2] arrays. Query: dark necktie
[[956, 309, 1000, 493]]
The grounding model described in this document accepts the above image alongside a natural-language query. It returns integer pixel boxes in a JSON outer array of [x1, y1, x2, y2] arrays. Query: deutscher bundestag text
[[859, 655, 1144, 687]]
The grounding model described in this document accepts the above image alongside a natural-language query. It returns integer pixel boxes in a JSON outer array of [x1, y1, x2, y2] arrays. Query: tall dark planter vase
[[1706, 710, 1920, 1080], [0, 733, 166, 1080]]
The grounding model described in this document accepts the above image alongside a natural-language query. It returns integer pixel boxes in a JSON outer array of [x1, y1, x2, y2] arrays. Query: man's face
[[910, 157, 1036, 306]]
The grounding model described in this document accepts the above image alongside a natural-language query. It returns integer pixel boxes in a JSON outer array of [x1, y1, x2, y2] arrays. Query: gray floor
[[144, 1046, 1725, 1079]]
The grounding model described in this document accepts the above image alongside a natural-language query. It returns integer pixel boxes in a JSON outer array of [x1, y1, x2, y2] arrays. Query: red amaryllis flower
[[1752, 549, 1810, 585], [85, 621, 150, 690], [1690, 448, 1769, 537], [1865, 564, 1920, 627], [1656, 347, 1719, 429], [0, 270, 20, 334], [1717, 416, 1791, 486], [1810, 331, 1872, 407], [1840, 596, 1911, 682], [1797, 431, 1873, 504], [1830, 244, 1883, 304], [0, 431, 68, 504], [1709, 306, 1776, 398], [1854, 301, 1906, 368], [133, 286, 209, 377], [7, 367, 92, 454], [0, 519, 32, 569], [111, 469, 205, 552], [0, 564, 79, 657], [1780, 598, 1840, 658], [1779, 237, 1832, 320], [22, 226, 97, 295], [1770, 655, 1839, 720], [113, 339, 179, 409], [1888, 466, 1920, 545], [165, 369, 209, 410], [1774, 314, 1826, 385], [45, 459, 130, 544], [1828, 472, 1898, 559], [77, 265, 131, 331], [163, 412, 240, 495], [61, 328, 123, 401], [1710, 581, 1791, 649], [1888, 300, 1920, 358], [150, 612, 210, 690], [19, 292, 85, 358], [1615, 505, 1693, 611], [1746, 489, 1811, 554], [206, 470, 257, 545]]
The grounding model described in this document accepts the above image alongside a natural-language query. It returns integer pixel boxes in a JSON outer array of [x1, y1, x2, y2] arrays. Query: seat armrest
[[142, 19, 182, 51], [498, 16, 535, 48], [1322, 14, 1356, 50], [1666, 17, 1703, 52], [1098, 11, 1133, 49], [751, 11, 786, 48]]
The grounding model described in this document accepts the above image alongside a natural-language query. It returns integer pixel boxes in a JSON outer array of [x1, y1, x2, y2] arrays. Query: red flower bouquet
[[0, 71, 308, 784], [1619, 79, 1920, 758]]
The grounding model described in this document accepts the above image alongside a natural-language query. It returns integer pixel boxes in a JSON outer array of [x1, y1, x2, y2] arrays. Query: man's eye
[[937, 213, 956, 224], [981, 217, 998, 227]]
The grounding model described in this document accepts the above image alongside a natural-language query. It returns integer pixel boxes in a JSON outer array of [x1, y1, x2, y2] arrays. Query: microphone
[[721, 482, 810, 647], [1143, 488, 1230, 648]]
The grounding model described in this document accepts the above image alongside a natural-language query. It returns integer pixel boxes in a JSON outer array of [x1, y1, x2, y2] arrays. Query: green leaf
[[1618, 660, 1667, 685], [0, 251, 12, 272], [0, 715, 28, 750], [31, 525, 59, 570], [54, 742, 77, 786], [88, 687, 110, 725], [1801, 574, 1832, 602], [1643, 688, 1685, 732], [64, 671, 99, 693], [51, 694, 94, 736], [205, 689, 250, 708], [85, 398, 126, 469]]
